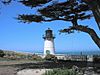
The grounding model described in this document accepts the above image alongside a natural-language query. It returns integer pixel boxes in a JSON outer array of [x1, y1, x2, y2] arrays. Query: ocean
[[31, 51, 100, 55], [12, 50, 100, 55]]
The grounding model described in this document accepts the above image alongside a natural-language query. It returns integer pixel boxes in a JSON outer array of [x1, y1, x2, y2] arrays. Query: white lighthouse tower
[[43, 28, 55, 55]]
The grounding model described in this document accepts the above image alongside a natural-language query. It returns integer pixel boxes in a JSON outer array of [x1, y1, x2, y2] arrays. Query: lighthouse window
[[46, 50, 50, 54]]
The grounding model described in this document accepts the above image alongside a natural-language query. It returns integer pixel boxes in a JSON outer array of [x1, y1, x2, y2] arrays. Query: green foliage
[[43, 68, 78, 75], [0, 50, 5, 57], [19, 0, 52, 8], [2, 50, 43, 60], [17, 0, 92, 24]]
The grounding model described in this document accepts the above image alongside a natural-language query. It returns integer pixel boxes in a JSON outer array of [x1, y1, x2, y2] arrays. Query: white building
[[43, 28, 55, 56]]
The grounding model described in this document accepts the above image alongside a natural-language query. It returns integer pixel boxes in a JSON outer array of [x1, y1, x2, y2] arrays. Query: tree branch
[[60, 25, 100, 48], [82, 0, 100, 30], [1, 0, 12, 5], [17, 14, 71, 23], [19, 0, 52, 8], [43, 18, 71, 22]]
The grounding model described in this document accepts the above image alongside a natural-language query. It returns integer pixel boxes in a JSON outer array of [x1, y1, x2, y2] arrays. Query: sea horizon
[[36, 51, 100, 55], [3, 49, 100, 55]]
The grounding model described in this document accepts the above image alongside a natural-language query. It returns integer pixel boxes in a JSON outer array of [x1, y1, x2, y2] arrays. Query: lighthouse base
[[44, 39, 55, 55]]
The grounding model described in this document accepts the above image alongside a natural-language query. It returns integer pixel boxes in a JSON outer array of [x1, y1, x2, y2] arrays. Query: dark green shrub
[[0, 50, 5, 57], [93, 55, 100, 63]]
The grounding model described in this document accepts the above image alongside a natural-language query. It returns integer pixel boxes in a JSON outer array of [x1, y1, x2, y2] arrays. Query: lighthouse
[[43, 28, 55, 55]]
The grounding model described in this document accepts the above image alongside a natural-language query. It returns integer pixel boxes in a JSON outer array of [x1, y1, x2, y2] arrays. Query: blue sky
[[0, 1, 100, 53]]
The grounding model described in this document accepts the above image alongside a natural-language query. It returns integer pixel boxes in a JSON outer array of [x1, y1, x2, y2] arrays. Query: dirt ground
[[0, 60, 100, 75], [0, 66, 18, 75], [0, 60, 34, 75]]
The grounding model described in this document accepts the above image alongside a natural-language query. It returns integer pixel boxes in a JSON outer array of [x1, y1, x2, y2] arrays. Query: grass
[[42, 68, 78, 75]]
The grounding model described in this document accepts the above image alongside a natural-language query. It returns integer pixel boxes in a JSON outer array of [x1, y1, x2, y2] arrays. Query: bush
[[0, 50, 5, 57], [93, 55, 100, 63], [32, 54, 43, 61], [44, 54, 57, 61]]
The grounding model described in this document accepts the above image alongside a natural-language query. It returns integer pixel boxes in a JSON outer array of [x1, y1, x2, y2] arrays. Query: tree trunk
[[71, 25, 100, 48]]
